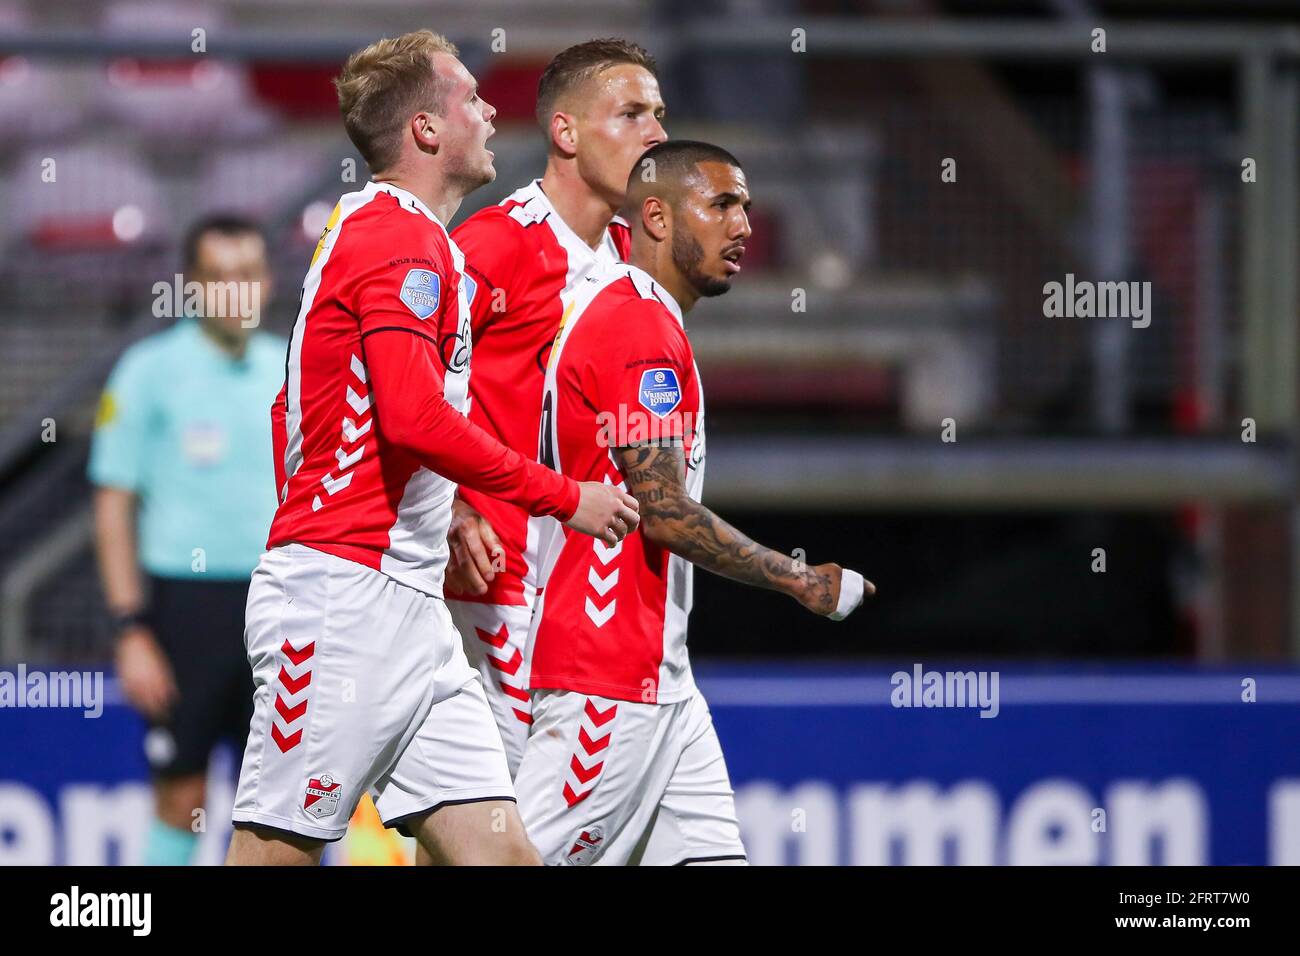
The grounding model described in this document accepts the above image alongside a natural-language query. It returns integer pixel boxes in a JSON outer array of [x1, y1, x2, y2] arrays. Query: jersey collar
[[624, 264, 684, 325], [511, 179, 618, 258], [365, 180, 447, 230]]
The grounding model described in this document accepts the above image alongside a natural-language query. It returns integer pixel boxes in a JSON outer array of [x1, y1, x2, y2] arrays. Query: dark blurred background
[[2, 0, 1299, 866], [2, 0, 1297, 666]]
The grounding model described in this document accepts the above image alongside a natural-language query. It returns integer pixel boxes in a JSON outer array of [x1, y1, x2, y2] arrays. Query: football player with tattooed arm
[[440, 39, 666, 776], [512, 140, 874, 866]]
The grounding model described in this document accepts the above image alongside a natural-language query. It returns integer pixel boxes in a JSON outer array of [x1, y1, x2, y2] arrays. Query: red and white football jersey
[[268, 181, 576, 597], [445, 180, 630, 607], [530, 264, 706, 705]]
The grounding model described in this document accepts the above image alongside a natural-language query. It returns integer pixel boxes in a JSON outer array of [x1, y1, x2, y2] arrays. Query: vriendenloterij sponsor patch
[[639, 367, 681, 418], [400, 268, 440, 319]]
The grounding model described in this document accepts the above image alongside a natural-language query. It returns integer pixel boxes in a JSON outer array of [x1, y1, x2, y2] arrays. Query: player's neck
[[630, 242, 698, 315], [373, 168, 464, 226], [540, 163, 617, 250]]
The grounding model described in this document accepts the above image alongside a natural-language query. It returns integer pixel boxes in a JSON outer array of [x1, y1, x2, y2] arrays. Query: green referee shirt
[[88, 318, 286, 580]]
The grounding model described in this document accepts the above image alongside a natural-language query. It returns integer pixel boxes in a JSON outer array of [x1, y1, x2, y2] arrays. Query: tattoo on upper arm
[[618, 442, 683, 509]]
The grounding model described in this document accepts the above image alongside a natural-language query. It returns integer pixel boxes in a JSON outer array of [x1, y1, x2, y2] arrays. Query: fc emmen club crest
[[565, 826, 604, 865], [303, 773, 342, 819]]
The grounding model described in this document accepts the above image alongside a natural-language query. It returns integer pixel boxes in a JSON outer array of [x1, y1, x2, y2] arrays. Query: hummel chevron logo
[[320, 470, 354, 496], [588, 566, 618, 596], [335, 443, 365, 470], [281, 640, 314, 667], [584, 699, 617, 727], [500, 681, 529, 702], [569, 754, 603, 784], [275, 694, 307, 723], [341, 416, 371, 442], [278, 665, 311, 696], [316, 363, 370, 512], [563, 781, 590, 807], [585, 596, 615, 627], [345, 385, 370, 416], [487, 648, 523, 677], [271, 724, 302, 753], [593, 538, 622, 564], [474, 624, 509, 649], [578, 724, 610, 754]]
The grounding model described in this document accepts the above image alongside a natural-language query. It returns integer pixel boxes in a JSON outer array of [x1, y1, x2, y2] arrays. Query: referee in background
[[89, 215, 285, 865]]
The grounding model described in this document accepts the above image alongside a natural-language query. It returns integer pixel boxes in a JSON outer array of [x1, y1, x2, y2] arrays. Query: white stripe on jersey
[[283, 187, 376, 491]]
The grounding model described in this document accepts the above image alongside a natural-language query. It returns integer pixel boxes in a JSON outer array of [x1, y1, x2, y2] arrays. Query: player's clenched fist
[[565, 482, 641, 545], [794, 562, 875, 621]]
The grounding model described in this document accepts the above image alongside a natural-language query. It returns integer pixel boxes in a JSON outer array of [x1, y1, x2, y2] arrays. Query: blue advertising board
[[2, 663, 1298, 865]]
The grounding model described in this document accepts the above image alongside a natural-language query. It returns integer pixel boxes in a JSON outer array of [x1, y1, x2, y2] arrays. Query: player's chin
[[467, 165, 496, 190], [697, 275, 734, 298]]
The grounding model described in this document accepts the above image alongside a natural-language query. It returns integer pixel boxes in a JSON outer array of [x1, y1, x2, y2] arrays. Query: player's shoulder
[[455, 200, 520, 234], [337, 187, 453, 263], [573, 269, 685, 351], [589, 268, 679, 326], [453, 197, 547, 253]]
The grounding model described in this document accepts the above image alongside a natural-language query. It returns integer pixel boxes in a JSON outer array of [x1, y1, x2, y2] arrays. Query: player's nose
[[482, 99, 497, 123], [646, 117, 667, 147], [732, 207, 753, 240]]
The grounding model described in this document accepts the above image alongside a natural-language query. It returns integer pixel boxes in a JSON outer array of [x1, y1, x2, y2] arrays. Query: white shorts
[[446, 600, 534, 778], [232, 544, 514, 842], [514, 687, 746, 865]]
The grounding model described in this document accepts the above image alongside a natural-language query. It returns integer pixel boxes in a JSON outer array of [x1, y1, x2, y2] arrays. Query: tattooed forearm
[[615, 443, 811, 599]]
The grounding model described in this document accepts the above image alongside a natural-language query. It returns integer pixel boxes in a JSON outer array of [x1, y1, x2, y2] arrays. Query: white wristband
[[828, 569, 865, 621]]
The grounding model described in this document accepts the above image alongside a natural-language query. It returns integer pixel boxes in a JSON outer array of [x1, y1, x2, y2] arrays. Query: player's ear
[[549, 111, 578, 158], [641, 196, 669, 242], [411, 112, 439, 154]]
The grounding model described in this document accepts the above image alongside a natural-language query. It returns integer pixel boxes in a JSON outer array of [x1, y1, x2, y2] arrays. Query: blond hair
[[334, 30, 459, 173], [536, 38, 657, 131]]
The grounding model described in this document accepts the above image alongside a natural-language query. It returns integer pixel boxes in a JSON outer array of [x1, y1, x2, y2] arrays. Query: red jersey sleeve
[[344, 211, 579, 520], [452, 207, 525, 335], [362, 331, 579, 519], [586, 299, 695, 446], [346, 209, 458, 340], [270, 381, 288, 502]]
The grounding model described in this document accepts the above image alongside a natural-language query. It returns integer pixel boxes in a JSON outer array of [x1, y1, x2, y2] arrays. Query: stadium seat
[[94, 1, 276, 141], [0, 3, 84, 140]]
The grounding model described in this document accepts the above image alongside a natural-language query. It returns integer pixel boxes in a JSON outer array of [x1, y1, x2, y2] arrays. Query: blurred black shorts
[[143, 575, 254, 779]]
